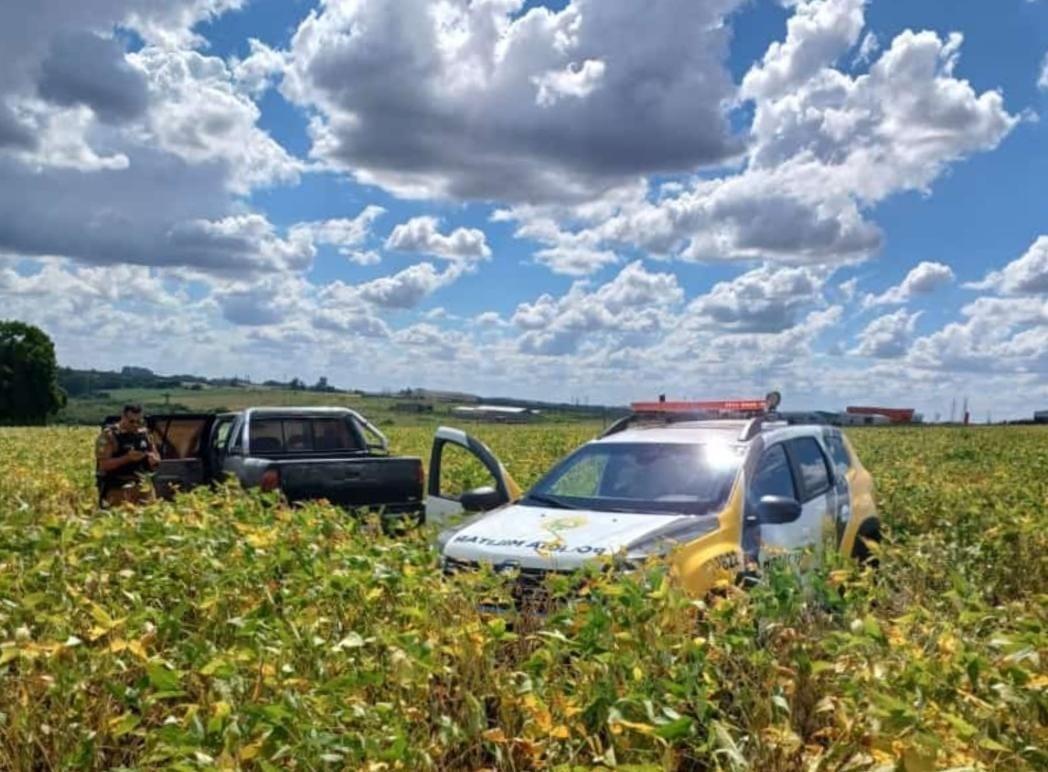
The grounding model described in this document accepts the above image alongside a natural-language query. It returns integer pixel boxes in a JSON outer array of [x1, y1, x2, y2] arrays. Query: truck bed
[[271, 455, 424, 510]]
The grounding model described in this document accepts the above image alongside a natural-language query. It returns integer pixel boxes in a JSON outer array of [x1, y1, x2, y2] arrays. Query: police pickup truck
[[425, 395, 881, 601], [128, 407, 424, 515]]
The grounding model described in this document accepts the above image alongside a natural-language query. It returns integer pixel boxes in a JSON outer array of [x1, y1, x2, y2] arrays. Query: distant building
[[846, 406, 915, 425], [838, 412, 891, 426], [452, 405, 539, 423], [780, 411, 833, 425], [404, 388, 480, 403], [1035, 410, 1048, 424]]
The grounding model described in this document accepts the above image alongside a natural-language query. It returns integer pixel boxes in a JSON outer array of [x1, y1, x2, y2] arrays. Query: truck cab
[[137, 407, 424, 514]]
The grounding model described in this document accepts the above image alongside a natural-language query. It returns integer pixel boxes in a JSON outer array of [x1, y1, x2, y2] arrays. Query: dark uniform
[[95, 424, 159, 507]]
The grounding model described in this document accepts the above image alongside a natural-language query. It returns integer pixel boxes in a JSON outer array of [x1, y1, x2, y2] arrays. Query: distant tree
[[0, 321, 66, 424], [313, 376, 333, 392], [289, 377, 305, 391], [121, 366, 155, 378]]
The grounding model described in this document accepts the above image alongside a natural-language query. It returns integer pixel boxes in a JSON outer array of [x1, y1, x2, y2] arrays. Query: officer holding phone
[[95, 403, 160, 507]]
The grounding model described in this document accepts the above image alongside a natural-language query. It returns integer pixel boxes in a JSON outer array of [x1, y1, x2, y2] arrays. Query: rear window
[[249, 416, 362, 454], [788, 437, 831, 500], [825, 433, 851, 476], [250, 419, 285, 454], [283, 419, 312, 452], [311, 418, 359, 451]]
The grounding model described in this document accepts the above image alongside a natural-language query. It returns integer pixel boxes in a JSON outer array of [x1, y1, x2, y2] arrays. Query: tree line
[[1, 320, 344, 425]]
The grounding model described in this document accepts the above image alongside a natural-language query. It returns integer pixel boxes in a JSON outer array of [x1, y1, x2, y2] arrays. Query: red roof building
[[846, 406, 916, 424]]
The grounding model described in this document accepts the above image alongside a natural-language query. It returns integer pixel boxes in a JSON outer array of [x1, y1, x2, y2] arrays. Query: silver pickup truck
[[131, 407, 425, 515]]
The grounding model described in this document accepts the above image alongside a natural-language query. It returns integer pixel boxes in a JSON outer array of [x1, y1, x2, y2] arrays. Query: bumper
[[442, 558, 577, 616]]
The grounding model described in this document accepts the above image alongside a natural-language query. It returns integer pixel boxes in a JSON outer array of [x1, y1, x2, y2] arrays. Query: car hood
[[441, 503, 720, 571]]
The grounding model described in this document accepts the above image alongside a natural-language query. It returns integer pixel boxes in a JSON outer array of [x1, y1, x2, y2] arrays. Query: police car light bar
[[631, 391, 782, 415], [630, 399, 768, 413], [600, 393, 782, 439]]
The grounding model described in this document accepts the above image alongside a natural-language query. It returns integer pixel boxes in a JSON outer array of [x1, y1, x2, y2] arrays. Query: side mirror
[[758, 495, 802, 524], [459, 485, 504, 512]]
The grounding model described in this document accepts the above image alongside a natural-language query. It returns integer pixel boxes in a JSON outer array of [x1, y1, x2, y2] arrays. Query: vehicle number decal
[[712, 552, 740, 571]]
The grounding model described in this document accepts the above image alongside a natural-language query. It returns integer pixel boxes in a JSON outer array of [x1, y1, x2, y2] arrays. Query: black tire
[[852, 518, 882, 568]]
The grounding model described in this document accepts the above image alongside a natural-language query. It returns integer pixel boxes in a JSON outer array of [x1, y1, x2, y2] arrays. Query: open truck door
[[147, 413, 219, 499], [425, 426, 521, 526]]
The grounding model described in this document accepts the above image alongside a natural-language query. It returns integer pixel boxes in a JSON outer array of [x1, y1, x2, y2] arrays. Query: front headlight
[[434, 513, 482, 551]]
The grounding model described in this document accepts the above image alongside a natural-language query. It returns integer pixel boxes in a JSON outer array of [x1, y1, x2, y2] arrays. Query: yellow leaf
[[533, 708, 552, 733], [87, 603, 125, 640], [482, 728, 507, 743], [127, 640, 148, 660], [613, 719, 655, 736], [828, 570, 850, 587], [550, 725, 570, 739], [245, 528, 278, 549], [89, 603, 115, 628], [239, 742, 263, 761], [108, 712, 140, 738]]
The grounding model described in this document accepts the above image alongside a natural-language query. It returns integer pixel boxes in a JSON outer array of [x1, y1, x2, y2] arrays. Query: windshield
[[524, 441, 743, 515]]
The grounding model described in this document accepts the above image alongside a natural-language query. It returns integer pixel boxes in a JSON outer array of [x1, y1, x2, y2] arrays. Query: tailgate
[[275, 457, 424, 509]]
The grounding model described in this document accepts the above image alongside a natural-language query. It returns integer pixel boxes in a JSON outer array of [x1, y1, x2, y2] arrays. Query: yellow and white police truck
[[426, 395, 880, 599]]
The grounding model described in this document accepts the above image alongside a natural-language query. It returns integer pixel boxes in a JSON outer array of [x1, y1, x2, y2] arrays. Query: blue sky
[[0, 0, 1045, 418]]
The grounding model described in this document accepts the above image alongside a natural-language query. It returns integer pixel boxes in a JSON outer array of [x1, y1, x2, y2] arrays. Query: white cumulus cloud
[[496, 0, 1015, 275], [688, 264, 828, 332], [863, 261, 955, 307], [512, 261, 682, 355], [853, 309, 921, 358], [282, 0, 744, 202], [965, 236, 1048, 295], [385, 216, 491, 262]]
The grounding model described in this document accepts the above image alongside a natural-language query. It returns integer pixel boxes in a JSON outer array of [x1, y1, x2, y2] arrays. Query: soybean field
[[0, 424, 1045, 770]]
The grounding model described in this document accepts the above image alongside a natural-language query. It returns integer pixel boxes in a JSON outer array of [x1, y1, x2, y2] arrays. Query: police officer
[[95, 403, 160, 508]]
